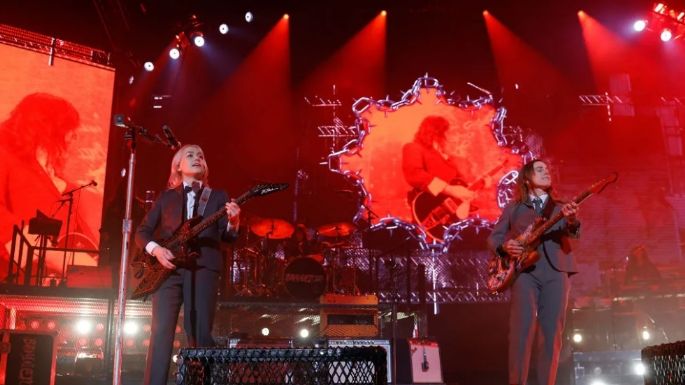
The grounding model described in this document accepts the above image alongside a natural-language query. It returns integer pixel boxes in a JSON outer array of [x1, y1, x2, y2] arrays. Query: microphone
[[162, 125, 181, 150]]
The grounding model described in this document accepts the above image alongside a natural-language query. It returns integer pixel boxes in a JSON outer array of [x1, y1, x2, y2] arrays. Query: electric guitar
[[130, 183, 288, 300], [411, 159, 509, 242], [486, 173, 618, 293]]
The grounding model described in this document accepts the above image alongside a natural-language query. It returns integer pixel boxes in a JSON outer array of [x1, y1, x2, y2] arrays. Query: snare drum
[[283, 256, 326, 299]]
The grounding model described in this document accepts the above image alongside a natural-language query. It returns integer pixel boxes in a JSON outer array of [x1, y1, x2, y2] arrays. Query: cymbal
[[250, 218, 294, 239], [317, 222, 356, 237]]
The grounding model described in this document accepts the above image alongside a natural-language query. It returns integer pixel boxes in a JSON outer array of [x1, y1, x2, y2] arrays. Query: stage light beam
[[633, 19, 647, 32], [169, 46, 181, 60], [660, 28, 673, 42], [190, 31, 205, 47], [572, 333, 583, 343]]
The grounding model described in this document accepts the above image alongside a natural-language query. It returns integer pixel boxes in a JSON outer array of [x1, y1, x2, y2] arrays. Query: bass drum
[[283, 256, 326, 300]]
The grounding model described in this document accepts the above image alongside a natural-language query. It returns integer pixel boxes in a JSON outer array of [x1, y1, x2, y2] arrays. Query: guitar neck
[[187, 192, 251, 239], [529, 190, 591, 241], [467, 162, 507, 190]]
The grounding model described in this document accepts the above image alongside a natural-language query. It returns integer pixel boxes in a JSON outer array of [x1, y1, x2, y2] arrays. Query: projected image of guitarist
[[486, 159, 579, 385], [135, 144, 241, 385], [402, 115, 491, 241]]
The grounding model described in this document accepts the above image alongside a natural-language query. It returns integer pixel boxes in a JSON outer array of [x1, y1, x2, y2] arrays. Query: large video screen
[[338, 88, 522, 242], [0, 41, 114, 275]]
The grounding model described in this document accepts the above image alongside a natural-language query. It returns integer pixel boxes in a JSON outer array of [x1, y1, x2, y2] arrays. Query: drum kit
[[231, 217, 360, 300]]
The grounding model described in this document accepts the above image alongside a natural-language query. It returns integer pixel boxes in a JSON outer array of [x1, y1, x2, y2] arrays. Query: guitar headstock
[[589, 172, 618, 194], [237, 183, 289, 203]]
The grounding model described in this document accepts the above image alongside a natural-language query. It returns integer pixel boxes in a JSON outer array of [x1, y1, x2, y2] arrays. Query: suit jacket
[[402, 141, 462, 191], [135, 185, 235, 272], [487, 198, 579, 273]]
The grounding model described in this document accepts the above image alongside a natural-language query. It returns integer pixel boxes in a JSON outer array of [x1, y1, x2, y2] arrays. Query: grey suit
[[135, 185, 236, 385], [487, 198, 579, 385]]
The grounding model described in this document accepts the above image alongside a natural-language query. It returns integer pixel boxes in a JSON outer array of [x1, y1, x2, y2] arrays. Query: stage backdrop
[[0, 32, 114, 275]]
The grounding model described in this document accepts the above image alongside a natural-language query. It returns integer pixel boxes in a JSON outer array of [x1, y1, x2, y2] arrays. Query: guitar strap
[[197, 187, 212, 217]]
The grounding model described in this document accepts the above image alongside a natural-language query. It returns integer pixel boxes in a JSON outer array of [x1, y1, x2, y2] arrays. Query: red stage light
[[143, 339, 150, 347], [381, 10, 387, 17], [633, 19, 647, 32], [96, 322, 105, 331], [654, 3, 666, 13], [95, 338, 103, 347], [661, 28, 673, 41], [283, 14, 290, 20], [678, 11, 685, 21], [78, 338, 88, 347], [173, 340, 181, 348], [126, 339, 135, 347], [29, 320, 40, 329], [47, 321, 56, 330]]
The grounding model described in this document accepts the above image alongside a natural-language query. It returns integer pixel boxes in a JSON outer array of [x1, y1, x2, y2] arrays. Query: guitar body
[[131, 218, 201, 300], [486, 223, 541, 293], [411, 191, 471, 242], [130, 183, 288, 300]]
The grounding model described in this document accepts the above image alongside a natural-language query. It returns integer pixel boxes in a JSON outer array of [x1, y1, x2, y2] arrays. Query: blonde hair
[[167, 144, 209, 189]]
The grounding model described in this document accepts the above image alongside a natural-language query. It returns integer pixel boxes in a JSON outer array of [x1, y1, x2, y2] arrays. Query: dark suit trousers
[[508, 253, 570, 385], [144, 267, 220, 385]]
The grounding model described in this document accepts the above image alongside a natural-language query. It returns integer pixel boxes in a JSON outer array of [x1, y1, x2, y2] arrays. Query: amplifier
[[395, 339, 443, 384], [320, 294, 379, 337], [328, 338, 392, 383], [0, 330, 57, 385]]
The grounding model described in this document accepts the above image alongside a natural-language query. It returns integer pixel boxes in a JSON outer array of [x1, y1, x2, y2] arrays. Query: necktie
[[532, 197, 543, 215]]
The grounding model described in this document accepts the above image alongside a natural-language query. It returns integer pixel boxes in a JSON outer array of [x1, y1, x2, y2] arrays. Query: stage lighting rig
[[634, 2, 685, 42]]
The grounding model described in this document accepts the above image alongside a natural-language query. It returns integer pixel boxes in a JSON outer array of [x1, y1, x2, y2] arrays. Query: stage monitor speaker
[[395, 339, 443, 384], [0, 330, 57, 385]]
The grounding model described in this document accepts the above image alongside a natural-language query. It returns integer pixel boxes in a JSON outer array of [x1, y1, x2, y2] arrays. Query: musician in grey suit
[[136, 144, 240, 385], [487, 159, 579, 385]]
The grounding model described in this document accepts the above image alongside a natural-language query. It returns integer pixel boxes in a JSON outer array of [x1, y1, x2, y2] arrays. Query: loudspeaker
[[0, 330, 57, 385], [396, 339, 443, 384]]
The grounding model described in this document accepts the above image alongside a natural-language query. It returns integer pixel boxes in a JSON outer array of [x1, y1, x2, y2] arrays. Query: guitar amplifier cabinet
[[320, 294, 379, 337], [0, 330, 57, 385], [395, 339, 443, 384]]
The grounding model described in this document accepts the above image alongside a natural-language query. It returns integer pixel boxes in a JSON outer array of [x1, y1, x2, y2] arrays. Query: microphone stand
[[59, 182, 96, 279], [112, 117, 171, 385]]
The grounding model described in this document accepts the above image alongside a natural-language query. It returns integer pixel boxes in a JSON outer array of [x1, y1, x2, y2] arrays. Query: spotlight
[[245, 11, 253, 23], [219, 23, 229, 34], [261, 327, 270, 337], [572, 333, 583, 343], [124, 321, 139, 336], [633, 19, 647, 32], [634, 362, 647, 376], [128, 75, 135, 85], [299, 328, 309, 339], [654, 3, 666, 14], [641, 329, 652, 340], [190, 31, 205, 47], [590, 380, 606, 385], [678, 11, 685, 22], [169, 46, 181, 60], [381, 10, 387, 17], [75, 319, 93, 335], [144, 61, 154, 71], [660, 28, 673, 42], [29, 320, 40, 329], [47, 320, 56, 330]]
